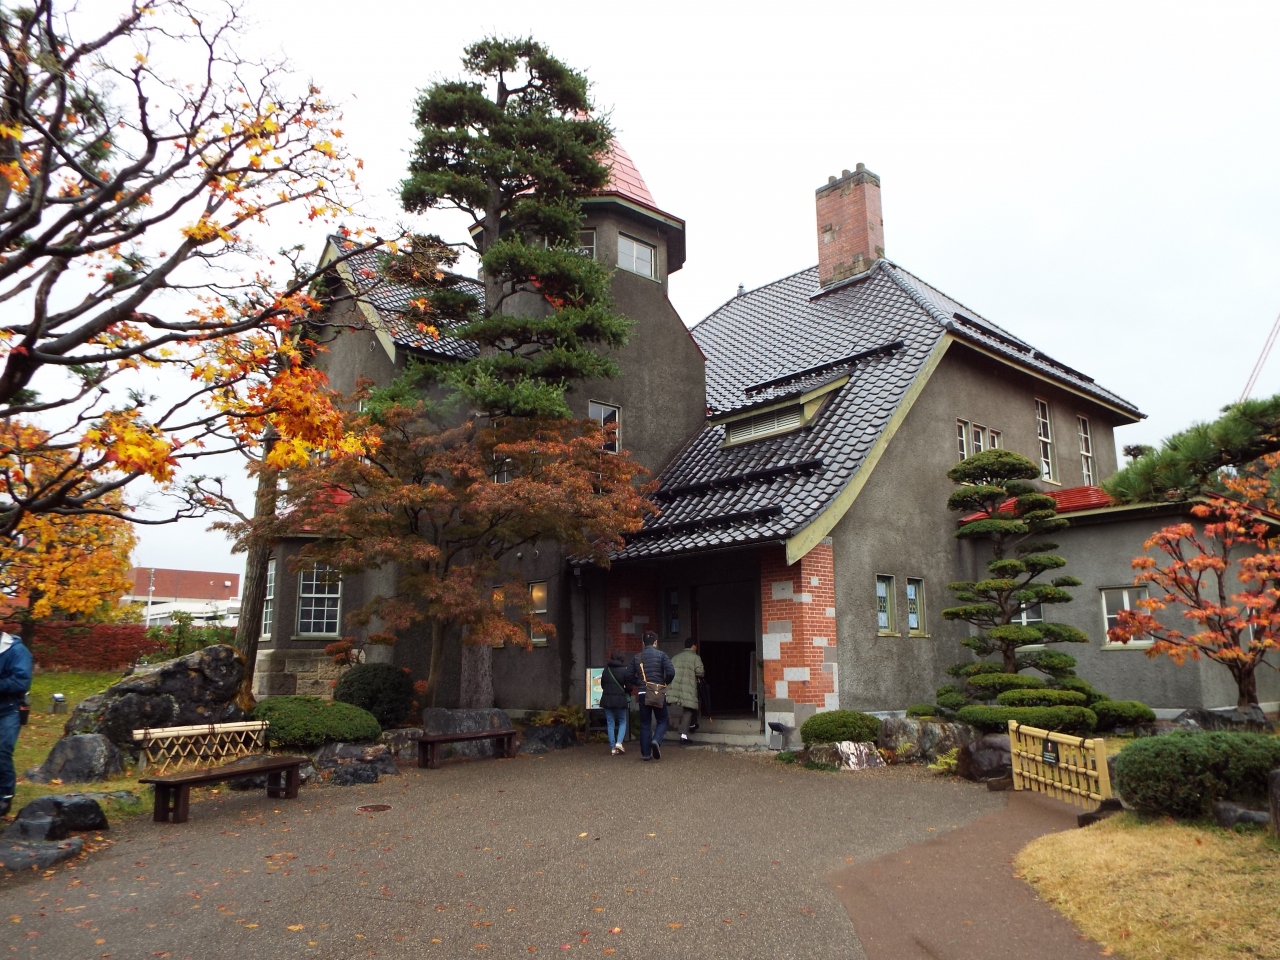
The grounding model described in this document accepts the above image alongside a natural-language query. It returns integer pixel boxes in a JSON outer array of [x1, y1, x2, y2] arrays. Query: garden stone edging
[[25, 734, 125, 784], [422, 708, 512, 758], [877, 717, 977, 764]]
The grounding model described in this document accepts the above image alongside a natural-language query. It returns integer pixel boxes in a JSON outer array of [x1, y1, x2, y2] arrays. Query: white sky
[[129, 0, 1280, 579]]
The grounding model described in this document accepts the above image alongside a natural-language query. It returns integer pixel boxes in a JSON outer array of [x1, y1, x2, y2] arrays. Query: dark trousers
[[678, 706, 697, 736], [0, 704, 19, 798], [637, 702, 669, 758]]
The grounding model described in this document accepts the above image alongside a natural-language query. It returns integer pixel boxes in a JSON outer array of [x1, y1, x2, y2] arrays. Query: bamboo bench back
[[132, 720, 269, 775]]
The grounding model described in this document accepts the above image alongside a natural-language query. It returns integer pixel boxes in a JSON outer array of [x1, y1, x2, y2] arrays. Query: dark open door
[[693, 581, 757, 715]]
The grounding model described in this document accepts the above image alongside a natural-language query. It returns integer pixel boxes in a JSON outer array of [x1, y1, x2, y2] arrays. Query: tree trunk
[[422, 619, 446, 708], [1001, 644, 1019, 674], [233, 456, 279, 706], [459, 639, 494, 709], [1234, 663, 1260, 709]]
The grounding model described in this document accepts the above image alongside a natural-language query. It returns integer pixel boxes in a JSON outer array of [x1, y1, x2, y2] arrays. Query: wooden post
[[1269, 769, 1280, 838], [1008, 721, 1024, 791], [1093, 737, 1112, 802]]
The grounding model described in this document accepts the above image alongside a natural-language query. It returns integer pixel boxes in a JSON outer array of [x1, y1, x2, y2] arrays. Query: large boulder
[[3, 794, 108, 841], [1173, 706, 1274, 734], [807, 741, 885, 771], [63, 644, 248, 757], [421, 708, 512, 758], [878, 717, 977, 764], [25, 734, 124, 784], [380, 727, 425, 760], [1212, 801, 1271, 830], [310, 742, 399, 785], [956, 733, 1012, 782], [519, 724, 579, 755]]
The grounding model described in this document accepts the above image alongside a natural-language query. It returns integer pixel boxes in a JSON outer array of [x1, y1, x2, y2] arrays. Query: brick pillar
[[760, 539, 838, 733], [605, 566, 658, 656]]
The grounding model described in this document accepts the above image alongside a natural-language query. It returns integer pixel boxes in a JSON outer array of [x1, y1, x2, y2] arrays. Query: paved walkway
[[0, 748, 1101, 959]]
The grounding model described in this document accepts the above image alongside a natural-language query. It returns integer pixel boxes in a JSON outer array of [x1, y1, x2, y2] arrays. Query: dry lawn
[[1017, 813, 1280, 960]]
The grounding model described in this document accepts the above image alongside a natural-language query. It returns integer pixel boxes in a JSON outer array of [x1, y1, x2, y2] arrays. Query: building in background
[[123, 568, 241, 627]]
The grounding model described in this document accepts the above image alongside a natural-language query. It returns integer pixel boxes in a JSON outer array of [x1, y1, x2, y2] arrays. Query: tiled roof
[[960, 485, 1114, 523], [599, 142, 655, 206], [617, 261, 1141, 561]]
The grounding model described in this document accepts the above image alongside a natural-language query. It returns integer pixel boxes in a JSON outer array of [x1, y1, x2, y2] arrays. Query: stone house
[[255, 150, 1279, 719]]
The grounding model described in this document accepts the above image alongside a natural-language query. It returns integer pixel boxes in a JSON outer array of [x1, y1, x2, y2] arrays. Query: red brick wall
[[815, 165, 884, 287], [604, 566, 658, 657], [760, 541, 838, 710], [128, 567, 240, 602]]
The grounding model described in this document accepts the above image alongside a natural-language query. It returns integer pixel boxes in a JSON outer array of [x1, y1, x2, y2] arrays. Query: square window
[[906, 578, 926, 636], [1102, 586, 1150, 647], [529, 580, 549, 645], [297, 563, 341, 636], [618, 234, 655, 279], [589, 400, 620, 453], [875, 575, 897, 635]]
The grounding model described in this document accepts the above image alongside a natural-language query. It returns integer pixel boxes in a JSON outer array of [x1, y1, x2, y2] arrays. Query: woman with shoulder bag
[[599, 652, 630, 755]]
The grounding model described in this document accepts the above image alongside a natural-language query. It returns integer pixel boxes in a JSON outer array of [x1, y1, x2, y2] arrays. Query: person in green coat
[[668, 639, 705, 744]]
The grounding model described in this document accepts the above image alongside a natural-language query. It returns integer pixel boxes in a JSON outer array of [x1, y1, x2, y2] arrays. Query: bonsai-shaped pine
[[943, 450, 1089, 674]]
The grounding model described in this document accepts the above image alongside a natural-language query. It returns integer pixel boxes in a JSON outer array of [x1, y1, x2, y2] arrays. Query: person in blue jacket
[[625, 631, 674, 762], [0, 631, 33, 816]]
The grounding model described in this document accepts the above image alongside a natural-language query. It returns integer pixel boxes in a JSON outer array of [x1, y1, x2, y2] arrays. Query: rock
[[330, 765, 379, 786], [63, 644, 248, 757], [805, 741, 885, 770], [518, 724, 579, 754], [956, 733, 1012, 782], [878, 717, 976, 764], [2, 795, 108, 840], [380, 727, 425, 760], [421, 708, 512, 758], [1212, 801, 1271, 829], [1172, 706, 1274, 733], [309, 742, 398, 785], [25, 734, 124, 784], [0, 838, 84, 873]]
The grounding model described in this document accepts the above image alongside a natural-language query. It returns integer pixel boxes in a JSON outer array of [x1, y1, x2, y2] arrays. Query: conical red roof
[[599, 141, 656, 206]]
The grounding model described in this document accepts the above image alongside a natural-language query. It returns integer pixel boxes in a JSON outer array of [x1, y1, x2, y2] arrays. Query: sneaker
[[652, 743, 662, 760], [615, 744, 625, 754], [641, 755, 651, 762], [689, 723, 699, 732], [680, 734, 689, 742], [611, 747, 619, 755]]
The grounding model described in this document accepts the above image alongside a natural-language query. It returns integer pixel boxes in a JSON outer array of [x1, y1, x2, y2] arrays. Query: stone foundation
[[253, 648, 349, 698]]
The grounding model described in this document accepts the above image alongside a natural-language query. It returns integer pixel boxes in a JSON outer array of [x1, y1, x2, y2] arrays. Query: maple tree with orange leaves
[[1109, 452, 1280, 708]]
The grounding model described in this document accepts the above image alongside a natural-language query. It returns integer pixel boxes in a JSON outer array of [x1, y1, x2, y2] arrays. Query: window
[[665, 588, 680, 637], [875, 575, 897, 634], [577, 229, 596, 260], [1078, 416, 1094, 486], [971, 423, 987, 455], [906, 578, 926, 636], [492, 456, 513, 483], [1102, 586, 1150, 648], [725, 405, 804, 444], [956, 419, 970, 462], [1035, 399, 1056, 482], [297, 564, 341, 636], [989, 429, 1003, 449], [618, 234, 655, 278], [1012, 603, 1044, 627], [589, 400, 620, 453], [261, 558, 275, 639], [529, 581, 549, 645]]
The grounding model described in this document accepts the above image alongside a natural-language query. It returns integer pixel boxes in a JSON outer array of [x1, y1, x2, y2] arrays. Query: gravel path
[[1, 747, 1002, 959]]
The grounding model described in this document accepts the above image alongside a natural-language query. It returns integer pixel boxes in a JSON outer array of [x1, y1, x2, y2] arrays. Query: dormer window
[[725, 405, 803, 443], [618, 234, 655, 279]]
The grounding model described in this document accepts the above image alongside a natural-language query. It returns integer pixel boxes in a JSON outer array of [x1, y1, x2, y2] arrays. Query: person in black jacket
[[599, 652, 630, 755], [626, 631, 675, 761], [0, 632, 33, 817]]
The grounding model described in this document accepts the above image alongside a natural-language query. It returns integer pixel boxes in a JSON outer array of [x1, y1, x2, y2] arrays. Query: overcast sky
[[128, 0, 1280, 579]]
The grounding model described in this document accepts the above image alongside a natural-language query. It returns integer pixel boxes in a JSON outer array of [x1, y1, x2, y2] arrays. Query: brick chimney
[[815, 163, 884, 287]]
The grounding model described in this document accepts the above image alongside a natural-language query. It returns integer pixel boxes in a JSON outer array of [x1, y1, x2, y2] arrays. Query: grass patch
[[1017, 812, 1280, 960], [802, 759, 840, 772], [775, 750, 797, 764]]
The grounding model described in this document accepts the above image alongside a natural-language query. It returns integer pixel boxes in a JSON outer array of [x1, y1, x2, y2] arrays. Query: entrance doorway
[[693, 581, 757, 715]]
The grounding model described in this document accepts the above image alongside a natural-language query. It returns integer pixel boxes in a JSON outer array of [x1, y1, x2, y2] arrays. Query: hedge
[[333, 663, 415, 728], [799, 710, 881, 746], [1052, 676, 1112, 705], [1113, 731, 1280, 818], [955, 704, 1097, 734], [14, 620, 159, 671], [906, 703, 938, 718], [966, 673, 1046, 698], [995, 688, 1088, 708], [1092, 700, 1156, 732], [251, 696, 381, 749]]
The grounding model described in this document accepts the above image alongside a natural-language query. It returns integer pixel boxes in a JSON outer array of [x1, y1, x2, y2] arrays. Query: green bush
[[966, 672, 1046, 698], [333, 662, 415, 728], [252, 696, 381, 749], [1092, 700, 1156, 732], [936, 692, 969, 712], [996, 688, 1088, 708], [906, 703, 937, 718], [955, 704, 1097, 734], [799, 709, 881, 746], [1114, 731, 1280, 818], [946, 661, 1008, 679], [1017, 649, 1078, 678], [1052, 676, 1112, 705]]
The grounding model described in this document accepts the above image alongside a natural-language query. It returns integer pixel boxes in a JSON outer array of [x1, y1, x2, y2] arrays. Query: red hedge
[[9, 621, 160, 671]]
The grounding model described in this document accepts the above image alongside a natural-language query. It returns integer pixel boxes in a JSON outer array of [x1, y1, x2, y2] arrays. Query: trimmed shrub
[[333, 662, 415, 728], [946, 661, 1007, 679], [1051, 676, 1111, 705], [252, 696, 381, 749], [995, 688, 1088, 708], [936, 691, 969, 712], [955, 705, 1097, 734], [966, 672, 1046, 698], [1092, 700, 1156, 732], [906, 703, 937, 718], [1114, 731, 1280, 818], [799, 709, 881, 746], [17, 620, 159, 671], [1017, 649, 1078, 678]]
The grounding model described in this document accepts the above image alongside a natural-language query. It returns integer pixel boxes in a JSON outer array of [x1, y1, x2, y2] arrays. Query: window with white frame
[[261, 558, 276, 640], [956, 419, 970, 462], [529, 581, 549, 645], [876, 575, 897, 634], [577, 229, 596, 260], [989, 429, 1003, 449], [617, 234, 655, 278], [1078, 416, 1095, 485], [1012, 602, 1044, 627], [589, 400, 620, 453], [906, 578, 926, 636], [971, 423, 988, 455], [297, 564, 341, 636], [1101, 586, 1150, 647], [1035, 399, 1056, 481]]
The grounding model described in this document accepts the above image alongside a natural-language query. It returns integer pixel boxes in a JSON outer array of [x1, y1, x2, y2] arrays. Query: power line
[[1240, 307, 1280, 403]]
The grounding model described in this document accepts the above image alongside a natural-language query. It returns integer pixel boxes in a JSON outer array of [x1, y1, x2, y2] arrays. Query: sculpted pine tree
[[944, 450, 1089, 674]]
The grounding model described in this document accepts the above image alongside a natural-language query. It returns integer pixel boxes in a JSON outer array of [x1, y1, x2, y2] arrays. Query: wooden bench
[[139, 755, 309, 823], [416, 728, 517, 769]]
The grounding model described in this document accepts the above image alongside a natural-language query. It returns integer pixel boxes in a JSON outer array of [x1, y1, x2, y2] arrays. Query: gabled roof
[[616, 261, 1142, 562]]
